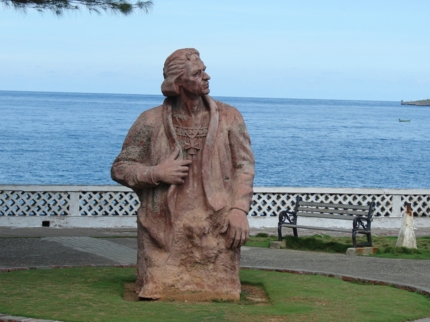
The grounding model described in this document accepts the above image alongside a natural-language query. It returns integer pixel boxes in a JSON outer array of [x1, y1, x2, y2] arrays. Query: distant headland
[[401, 99, 430, 106]]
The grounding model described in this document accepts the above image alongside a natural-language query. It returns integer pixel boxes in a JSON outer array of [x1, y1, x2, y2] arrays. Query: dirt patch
[[123, 283, 139, 302], [123, 282, 269, 304], [240, 283, 269, 304]]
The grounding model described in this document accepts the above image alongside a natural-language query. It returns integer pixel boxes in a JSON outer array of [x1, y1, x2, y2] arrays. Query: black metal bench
[[278, 196, 375, 247]]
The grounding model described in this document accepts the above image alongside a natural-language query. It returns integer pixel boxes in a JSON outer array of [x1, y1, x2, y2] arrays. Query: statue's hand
[[152, 146, 192, 185], [226, 209, 250, 249]]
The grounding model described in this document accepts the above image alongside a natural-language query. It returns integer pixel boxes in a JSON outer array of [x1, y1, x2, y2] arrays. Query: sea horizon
[[0, 90, 428, 189], [0, 89, 400, 104]]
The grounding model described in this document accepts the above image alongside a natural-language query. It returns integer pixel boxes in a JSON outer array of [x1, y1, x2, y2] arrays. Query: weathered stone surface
[[269, 241, 283, 249], [111, 48, 255, 301], [346, 247, 378, 256]]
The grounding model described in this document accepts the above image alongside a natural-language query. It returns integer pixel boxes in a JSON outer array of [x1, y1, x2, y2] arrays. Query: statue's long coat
[[111, 95, 254, 299]]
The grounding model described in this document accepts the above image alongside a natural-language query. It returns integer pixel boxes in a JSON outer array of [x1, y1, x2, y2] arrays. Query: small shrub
[[383, 246, 422, 255], [285, 235, 350, 253]]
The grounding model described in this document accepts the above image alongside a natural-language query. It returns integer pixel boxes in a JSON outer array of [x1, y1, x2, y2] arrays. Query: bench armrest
[[353, 216, 372, 231], [279, 208, 296, 225]]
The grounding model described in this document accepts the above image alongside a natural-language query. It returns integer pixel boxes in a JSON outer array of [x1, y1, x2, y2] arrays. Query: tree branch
[[1, 0, 153, 15]]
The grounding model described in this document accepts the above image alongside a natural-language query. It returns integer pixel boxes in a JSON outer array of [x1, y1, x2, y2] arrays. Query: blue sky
[[1, 0, 429, 100]]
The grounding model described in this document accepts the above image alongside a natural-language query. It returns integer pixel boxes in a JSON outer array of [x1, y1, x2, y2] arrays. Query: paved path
[[241, 247, 430, 292], [42, 237, 136, 264], [1, 227, 430, 322]]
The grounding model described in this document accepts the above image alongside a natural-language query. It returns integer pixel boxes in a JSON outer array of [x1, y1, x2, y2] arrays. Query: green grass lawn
[[1, 267, 430, 322], [246, 233, 430, 260]]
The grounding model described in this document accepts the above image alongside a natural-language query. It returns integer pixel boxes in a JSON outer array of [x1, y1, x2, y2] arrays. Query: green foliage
[[245, 234, 278, 248], [379, 246, 422, 255], [246, 233, 430, 259], [1, 0, 153, 16], [285, 234, 351, 253], [0, 267, 430, 321], [368, 236, 430, 259], [270, 234, 430, 259]]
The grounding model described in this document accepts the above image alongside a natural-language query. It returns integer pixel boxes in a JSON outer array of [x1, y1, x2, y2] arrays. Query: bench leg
[[278, 224, 283, 241], [293, 227, 298, 238], [352, 230, 357, 248], [366, 233, 373, 247], [353, 231, 373, 247]]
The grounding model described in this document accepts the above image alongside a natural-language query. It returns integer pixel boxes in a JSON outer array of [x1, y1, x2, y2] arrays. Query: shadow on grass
[[245, 233, 351, 252], [285, 234, 350, 253]]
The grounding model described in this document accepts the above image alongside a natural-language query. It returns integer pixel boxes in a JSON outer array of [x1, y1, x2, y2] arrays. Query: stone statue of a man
[[111, 48, 255, 301]]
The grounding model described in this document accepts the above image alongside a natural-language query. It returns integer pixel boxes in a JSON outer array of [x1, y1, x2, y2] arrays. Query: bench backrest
[[292, 196, 375, 220]]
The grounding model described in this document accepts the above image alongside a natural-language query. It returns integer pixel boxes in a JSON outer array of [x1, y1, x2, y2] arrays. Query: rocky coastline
[[401, 99, 430, 106]]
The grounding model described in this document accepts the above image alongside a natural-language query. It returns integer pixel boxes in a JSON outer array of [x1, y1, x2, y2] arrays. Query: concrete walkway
[[42, 237, 136, 264], [1, 227, 430, 322]]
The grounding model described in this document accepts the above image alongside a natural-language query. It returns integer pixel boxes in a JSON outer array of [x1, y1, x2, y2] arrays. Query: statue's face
[[179, 54, 211, 97]]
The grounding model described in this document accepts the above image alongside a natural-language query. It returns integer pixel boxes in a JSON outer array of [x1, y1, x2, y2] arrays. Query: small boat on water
[[399, 119, 411, 122]]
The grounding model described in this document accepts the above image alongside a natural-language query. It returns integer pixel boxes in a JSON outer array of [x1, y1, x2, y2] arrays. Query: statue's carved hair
[[161, 48, 200, 97]]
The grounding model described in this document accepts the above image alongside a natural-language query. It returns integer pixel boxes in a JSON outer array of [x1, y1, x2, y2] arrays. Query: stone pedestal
[[346, 247, 378, 256], [269, 241, 283, 249]]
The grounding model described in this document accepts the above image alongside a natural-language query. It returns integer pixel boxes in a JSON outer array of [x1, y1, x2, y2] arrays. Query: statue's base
[[143, 290, 240, 302], [346, 247, 378, 256], [123, 283, 240, 302]]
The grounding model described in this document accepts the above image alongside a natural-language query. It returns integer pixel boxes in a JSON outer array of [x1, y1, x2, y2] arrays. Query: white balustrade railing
[[0, 185, 429, 229]]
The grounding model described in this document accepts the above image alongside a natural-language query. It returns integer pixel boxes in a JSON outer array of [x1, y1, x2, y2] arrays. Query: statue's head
[[161, 48, 208, 97]]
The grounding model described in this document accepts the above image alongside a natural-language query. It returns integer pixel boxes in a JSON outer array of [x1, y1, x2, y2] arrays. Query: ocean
[[0, 90, 429, 188]]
